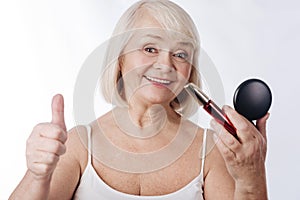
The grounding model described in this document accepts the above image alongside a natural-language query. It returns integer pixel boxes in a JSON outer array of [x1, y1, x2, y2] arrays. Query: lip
[[143, 75, 173, 86]]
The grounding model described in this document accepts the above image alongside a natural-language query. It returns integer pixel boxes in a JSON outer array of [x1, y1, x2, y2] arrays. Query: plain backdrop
[[1, 0, 300, 199]]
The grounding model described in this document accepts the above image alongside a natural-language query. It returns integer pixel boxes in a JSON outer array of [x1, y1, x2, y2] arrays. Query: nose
[[153, 50, 174, 72]]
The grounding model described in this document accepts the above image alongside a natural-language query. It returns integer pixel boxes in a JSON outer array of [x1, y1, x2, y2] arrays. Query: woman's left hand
[[210, 105, 269, 197]]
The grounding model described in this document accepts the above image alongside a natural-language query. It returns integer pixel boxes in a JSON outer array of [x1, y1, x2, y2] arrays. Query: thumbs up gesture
[[26, 94, 68, 180]]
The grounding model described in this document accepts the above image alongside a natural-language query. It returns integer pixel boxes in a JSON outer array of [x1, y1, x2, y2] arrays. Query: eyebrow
[[143, 34, 194, 47], [178, 41, 194, 47]]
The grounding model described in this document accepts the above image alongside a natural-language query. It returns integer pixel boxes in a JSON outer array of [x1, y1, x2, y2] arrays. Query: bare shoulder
[[179, 119, 206, 150], [202, 129, 235, 199], [181, 119, 205, 138], [92, 110, 115, 128], [51, 124, 93, 177], [204, 129, 228, 170], [65, 125, 90, 171], [71, 111, 114, 167], [48, 125, 91, 199]]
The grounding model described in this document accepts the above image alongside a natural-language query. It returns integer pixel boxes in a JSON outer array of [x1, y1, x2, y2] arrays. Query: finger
[[37, 137, 66, 156], [256, 113, 270, 141], [32, 151, 60, 165], [210, 119, 242, 152], [35, 123, 67, 143], [213, 133, 236, 163], [51, 94, 66, 131], [222, 105, 257, 141]]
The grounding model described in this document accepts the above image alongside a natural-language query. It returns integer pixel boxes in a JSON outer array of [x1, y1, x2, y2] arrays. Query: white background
[[1, 0, 299, 199]]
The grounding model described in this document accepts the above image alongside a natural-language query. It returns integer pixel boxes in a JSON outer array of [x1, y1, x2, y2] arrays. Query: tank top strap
[[200, 129, 208, 175], [84, 125, 92, 164]]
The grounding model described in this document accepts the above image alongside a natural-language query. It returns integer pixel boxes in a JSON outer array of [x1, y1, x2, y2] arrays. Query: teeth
[[145, 76, 171, 84]]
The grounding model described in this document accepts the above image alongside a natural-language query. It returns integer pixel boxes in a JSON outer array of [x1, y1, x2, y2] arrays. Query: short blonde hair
[[100, 0, 201, 117]]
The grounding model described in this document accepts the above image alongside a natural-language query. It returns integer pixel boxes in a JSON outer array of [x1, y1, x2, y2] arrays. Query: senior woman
[[10, 0, 269, 199]]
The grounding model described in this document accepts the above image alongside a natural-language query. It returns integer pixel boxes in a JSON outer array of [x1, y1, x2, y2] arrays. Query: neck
[[128, 99, 180, 127], [112, 102, 180, 139]]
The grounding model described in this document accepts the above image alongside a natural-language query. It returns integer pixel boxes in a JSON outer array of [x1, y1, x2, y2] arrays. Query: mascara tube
[[184, 83, 237, 138]]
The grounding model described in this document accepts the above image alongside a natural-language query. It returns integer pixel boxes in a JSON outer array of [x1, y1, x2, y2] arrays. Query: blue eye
[[173, 51, 189, 62], [175, 52, 187, 58]]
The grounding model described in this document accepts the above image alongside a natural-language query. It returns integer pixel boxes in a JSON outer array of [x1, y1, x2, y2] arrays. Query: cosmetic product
[[184, 83, 237, 138], [233, 78, 272, 121]]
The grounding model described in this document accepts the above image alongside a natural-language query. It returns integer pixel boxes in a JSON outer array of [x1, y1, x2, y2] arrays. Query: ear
[[116, 55, 124, 91], [116, 70, 123, 94], [118, 55, 124, 71]]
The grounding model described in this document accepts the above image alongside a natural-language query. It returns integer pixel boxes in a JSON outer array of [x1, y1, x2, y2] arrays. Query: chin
[[140, 91, 174, 106], [127, 84, 178, 106]]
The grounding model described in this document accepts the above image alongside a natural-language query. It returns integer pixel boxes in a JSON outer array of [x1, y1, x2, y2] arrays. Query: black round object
[[233, 79, 272, 121]]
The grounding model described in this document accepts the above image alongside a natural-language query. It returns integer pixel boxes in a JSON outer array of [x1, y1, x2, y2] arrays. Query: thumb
[[51, 94, 66, 131], [256, 113, 270, 140]]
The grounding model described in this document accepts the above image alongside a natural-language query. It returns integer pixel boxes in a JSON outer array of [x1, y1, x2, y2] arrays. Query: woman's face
[[120, 13, 194, 107]]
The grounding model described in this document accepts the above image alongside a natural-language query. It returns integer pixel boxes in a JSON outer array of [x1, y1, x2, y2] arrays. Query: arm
[[210, 106, 269, 200], [9, 95, 82, 200], [9, 170, 52, 200], [9, 130, 81, 200], [203, 130, 235, 200], [47, 127, 84, 200]]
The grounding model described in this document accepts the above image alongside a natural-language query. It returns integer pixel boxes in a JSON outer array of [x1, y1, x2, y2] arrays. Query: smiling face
[[119, 14, 194, 108]]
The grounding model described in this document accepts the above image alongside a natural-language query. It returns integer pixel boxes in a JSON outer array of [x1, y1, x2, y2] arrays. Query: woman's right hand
[[25, 94, 68, 181]]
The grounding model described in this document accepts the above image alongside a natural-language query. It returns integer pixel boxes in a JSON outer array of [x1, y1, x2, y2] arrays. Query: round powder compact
[[233, 78, 272, 121]]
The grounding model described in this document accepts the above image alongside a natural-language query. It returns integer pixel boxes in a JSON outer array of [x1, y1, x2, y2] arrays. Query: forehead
[[131, 28, 196, 49], [123, 10, 197, 51]]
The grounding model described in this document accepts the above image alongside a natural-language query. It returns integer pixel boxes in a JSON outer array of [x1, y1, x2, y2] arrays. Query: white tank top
[[73, 126, 207, 200]]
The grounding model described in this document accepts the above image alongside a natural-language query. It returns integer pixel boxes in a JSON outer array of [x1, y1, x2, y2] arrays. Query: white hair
[[100, 0, 201, 117]]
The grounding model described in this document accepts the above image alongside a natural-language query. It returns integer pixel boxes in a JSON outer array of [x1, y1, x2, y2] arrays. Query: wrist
[[235, 177, 268, 200], [9, 170, 52, 200], [235, 165, 267, 185], [26, 170, 52, 186]]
